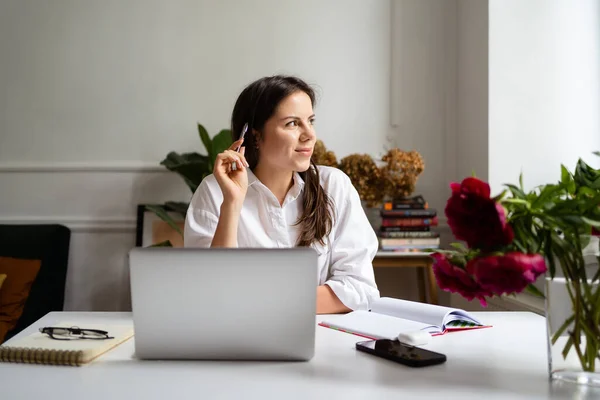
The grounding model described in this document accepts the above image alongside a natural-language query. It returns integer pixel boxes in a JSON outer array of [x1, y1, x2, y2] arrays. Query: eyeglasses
[[40, 326, 114, 341]]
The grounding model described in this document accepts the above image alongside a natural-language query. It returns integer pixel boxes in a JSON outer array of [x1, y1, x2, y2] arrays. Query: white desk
[[1, 311, 597, 400]]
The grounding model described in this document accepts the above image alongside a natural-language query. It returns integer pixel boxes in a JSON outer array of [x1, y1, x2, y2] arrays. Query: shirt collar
[[288, 171, 305, 201], [247, 168, 259, 187], [247, 169, 306, 204]]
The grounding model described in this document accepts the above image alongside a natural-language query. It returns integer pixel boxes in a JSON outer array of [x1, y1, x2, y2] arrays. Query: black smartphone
[[356, 339, 447, 368]]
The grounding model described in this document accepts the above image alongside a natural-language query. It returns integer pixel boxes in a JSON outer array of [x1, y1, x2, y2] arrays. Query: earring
[[254, 133, 260, 150]]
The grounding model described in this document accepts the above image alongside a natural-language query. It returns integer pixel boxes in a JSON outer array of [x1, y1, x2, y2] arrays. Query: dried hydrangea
[[311, 139, 339, 167], [312, 140, 424, 207], [380, 149, 424, 199], [338, 154, 384, 207]]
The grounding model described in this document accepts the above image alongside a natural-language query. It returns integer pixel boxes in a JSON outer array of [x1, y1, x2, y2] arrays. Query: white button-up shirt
[[183, 165, 380, 310]]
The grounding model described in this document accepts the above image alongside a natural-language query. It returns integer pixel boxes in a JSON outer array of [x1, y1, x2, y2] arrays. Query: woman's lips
[[295, 148, 313, 156]]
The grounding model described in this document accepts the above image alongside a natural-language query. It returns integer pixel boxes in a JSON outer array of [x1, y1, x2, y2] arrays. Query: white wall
[[489, 0, 600, 194], [0, 0, 392, 310], [389, 0, 489, 206], [456, 0, 489, 182], [0, 0, 391, 165], [390, 0, 455, 212]]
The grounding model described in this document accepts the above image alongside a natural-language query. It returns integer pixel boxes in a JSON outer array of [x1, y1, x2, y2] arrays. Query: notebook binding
[[0, 346, 84, 366]]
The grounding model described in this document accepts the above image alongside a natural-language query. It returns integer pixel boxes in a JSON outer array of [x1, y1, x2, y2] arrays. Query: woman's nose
[[300, 123, 316, 140]]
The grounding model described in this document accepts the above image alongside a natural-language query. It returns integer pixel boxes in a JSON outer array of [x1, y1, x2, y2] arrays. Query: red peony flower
[[450, 176, 490, 198], [467, 252, 547, 296], [445, 177, 514, 250], [431, 253, 491, 307]]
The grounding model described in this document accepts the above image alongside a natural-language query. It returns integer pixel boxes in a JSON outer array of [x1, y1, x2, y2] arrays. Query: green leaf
[[590, 176, 600, 190], [504, 183, 526, 199], [150, 240, 173, 247], [593, 151, 600, 157], [198, 123, 212, 156], [579, 234, 592, 250], [519, 171, 524, 191], [525, 283, 545, 298], [449, 242, 469, 253], [492, 189, 508, 202], [561, 165, 571, 184], [574, 158, 600, 189], [503, 198, 531, 207], [164, 201, 189, 218], [560, 165, 577, 195], [145, 205, 183, 237], [545, 233, 557, 278], [578, 186, 599, 198], [531, 184, 563, 210], [581, 216, 600, 228], [580, 193, 600, 213], [210, 129, 234, 166], [552, 314, 575, 344], [160, 151, 210, 193]]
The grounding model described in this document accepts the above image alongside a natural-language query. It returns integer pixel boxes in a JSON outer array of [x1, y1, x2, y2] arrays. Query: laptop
[[128, 247, 318, 361]]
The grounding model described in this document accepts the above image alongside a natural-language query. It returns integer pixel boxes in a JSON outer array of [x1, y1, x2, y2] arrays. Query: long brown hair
[[230, 75, 334, 247]]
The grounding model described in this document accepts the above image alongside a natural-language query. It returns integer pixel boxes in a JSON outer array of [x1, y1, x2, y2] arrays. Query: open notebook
[[319, 297, 490, 340], [0, 321, 134, 366]]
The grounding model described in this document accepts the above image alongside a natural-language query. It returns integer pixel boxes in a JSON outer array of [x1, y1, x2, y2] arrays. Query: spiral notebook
[[0, 321, 134, 366]]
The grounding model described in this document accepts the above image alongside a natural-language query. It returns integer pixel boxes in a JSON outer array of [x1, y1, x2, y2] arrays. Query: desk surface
[[1, 311, 596, 400]]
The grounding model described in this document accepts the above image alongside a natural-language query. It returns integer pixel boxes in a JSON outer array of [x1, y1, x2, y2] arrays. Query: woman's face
[[255, 91, 316, 173]]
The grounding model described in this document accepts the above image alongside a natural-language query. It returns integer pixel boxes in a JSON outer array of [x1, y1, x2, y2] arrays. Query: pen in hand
[[231, 123, 248, 171]]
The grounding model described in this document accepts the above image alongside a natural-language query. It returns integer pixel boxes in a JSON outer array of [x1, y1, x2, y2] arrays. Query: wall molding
[[0, 214, 449, 234], [0, 216, 137, 232], [0, 162, 167, 173]]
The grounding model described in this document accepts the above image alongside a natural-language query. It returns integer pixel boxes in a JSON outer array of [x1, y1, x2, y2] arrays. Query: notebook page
[[370, 297, 483, 328], [320, 310, 440, 339], [2, 321, 134, 363], [443, 312, 483, 327]]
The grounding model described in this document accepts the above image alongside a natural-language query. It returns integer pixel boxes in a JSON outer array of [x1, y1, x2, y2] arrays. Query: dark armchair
[[0, 224, 71, 342]]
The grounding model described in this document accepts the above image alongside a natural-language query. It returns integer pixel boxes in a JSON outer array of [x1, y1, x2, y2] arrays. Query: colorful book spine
[[380, 209, 437, 218], [379, 247, 435, 253], [378, 230, 440, 238], [380, 226, 432, 232], [381, 217, 438, 227], [379, 238, 440, 247], [383, 195, 428, 210]]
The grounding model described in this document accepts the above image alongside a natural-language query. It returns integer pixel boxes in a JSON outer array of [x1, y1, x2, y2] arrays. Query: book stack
[[378, 195, 440, 252]]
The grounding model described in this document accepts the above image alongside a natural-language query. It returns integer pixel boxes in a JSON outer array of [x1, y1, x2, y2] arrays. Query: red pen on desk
[[318, 322, 377, 340]]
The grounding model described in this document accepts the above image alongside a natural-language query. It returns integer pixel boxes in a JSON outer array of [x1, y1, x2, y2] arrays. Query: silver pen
[[231, 123, 248, 171]]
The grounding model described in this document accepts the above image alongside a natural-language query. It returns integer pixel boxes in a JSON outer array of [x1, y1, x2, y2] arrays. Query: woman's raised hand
[[213, 138, 250, 207]]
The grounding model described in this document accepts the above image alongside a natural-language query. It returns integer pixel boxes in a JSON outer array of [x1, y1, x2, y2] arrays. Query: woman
[[184, 75, 379, 313]]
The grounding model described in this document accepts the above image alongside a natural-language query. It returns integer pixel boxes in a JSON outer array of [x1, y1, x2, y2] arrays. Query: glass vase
[[545, 237, 600, 386]]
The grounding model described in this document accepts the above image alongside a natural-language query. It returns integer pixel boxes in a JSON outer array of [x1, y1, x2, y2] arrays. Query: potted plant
[[145, 123, 232, 245], [431, 151, 600, 386]]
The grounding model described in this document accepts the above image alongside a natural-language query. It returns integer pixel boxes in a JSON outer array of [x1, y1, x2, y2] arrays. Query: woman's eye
[[309, 119, 315, 125], [286, 120, 298, 127]]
